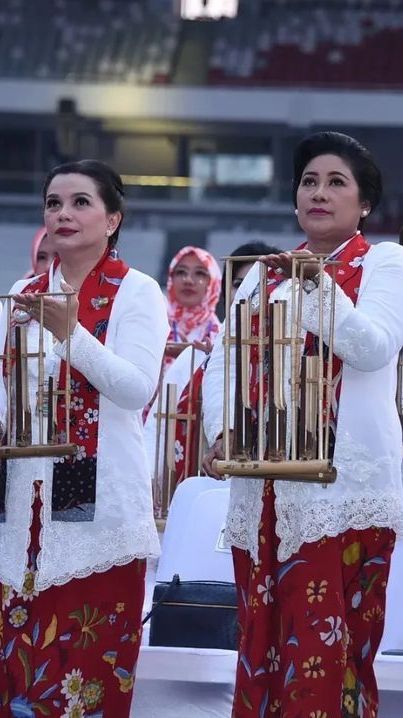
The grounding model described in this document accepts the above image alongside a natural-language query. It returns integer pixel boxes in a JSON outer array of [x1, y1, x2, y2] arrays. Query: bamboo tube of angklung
[[240, 299, 253, 455], [161, 383, 177, 518], [317, 258, 325, 461], [20, 326, 32, 445], [267, 303, 277, 460], [308, 356, 319, 459], [65, 294, 73, 445], [6, 300, 12, 442], [299, 356, 319, 460], [15, 326, 24, 446], [195, 406, 205, 477], [47, 376, 54, 444], [152, 375, 165, 518], [299, 354, 307, 459], [290, 258, 299, 461], [37, 295, 45, 446], [257, 261, 267, 461], [233, 301, 245, 457], [240, 300, 251, 409], [223, 258, 232, 461], [183, 346, 196, 480], [190, 391, 202, 477], [275, 301, 287, 457], [324, 263, 337, 458], [267, 301, 287, 461]]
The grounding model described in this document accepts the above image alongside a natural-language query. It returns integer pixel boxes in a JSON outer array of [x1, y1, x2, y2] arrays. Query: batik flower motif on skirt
[[0, 483, 145, 717], [231, 483, 395, 718]]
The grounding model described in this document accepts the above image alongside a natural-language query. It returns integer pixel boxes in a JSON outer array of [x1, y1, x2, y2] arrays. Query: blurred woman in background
[[164, 245, 221, 368], [25, 226, 56, 278]]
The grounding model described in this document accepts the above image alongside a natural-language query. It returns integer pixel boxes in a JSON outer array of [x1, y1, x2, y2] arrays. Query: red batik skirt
[[0, 482, 146, 717], [231, 482, 395, 718]]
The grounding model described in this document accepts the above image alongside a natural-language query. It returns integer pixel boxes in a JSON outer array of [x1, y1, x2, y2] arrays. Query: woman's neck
[[306, 230, 359, 256], [59, 247, 107, 291]]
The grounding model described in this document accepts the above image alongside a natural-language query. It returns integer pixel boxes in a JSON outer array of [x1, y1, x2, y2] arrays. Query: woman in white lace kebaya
[[202, 132, 403, 718], [0, 160, 169, 716]]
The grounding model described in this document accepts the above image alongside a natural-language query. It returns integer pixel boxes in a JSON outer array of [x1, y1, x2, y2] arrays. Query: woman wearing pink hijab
[[25, 227, 55, 277], [164, 245, 221, 368]]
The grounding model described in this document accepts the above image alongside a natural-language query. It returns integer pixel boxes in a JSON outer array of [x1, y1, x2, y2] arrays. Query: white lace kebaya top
[[203, 240, 403, 563], [0, 265, 169, 592]]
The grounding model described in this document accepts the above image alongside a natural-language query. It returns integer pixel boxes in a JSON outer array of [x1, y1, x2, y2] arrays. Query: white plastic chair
[[379, 539, 403, 652], [156, 476, 234, 583]]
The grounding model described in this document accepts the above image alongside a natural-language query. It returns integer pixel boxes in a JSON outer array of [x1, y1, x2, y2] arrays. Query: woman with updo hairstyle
[[203, 132, 403, 717], [0, 160, 169, 715]]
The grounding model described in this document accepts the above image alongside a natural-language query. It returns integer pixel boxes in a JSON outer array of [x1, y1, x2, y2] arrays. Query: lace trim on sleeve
[[301, 273, 352, 341]]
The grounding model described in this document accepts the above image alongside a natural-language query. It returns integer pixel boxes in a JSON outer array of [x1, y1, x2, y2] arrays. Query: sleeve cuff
[[53, 322, 82, 360]]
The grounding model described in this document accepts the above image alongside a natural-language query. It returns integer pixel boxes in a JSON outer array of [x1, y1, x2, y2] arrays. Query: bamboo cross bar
[[212, 253, 339, 485], [213, 458, 336, 483]]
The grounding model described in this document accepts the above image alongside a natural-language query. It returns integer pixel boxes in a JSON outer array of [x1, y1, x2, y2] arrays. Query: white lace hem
[[37, 549, 159, 591], [224, 493, 403, 564]]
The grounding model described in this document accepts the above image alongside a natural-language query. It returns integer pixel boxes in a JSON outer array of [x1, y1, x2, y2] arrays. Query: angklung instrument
[[212, 253, 339, 484], [152, 344, 206, 523], [0, 292, 77, 459]]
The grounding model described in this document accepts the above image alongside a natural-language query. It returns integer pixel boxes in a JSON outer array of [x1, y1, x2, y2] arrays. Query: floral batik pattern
[[0, 484, 146, 717], [231, 483, 395, 718], [174, 365, 204, 484]]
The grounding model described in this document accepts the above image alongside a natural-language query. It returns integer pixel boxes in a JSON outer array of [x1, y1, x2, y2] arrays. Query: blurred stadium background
[[1, 0, 403, 292]]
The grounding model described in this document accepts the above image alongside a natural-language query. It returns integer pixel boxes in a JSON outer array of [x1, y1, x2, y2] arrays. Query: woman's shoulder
[[116, 268, 166, 311], [366, 240, 403, 264], [122, 267, 162, 291]]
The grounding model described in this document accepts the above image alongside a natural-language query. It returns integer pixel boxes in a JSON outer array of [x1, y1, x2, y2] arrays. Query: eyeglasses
[[172, 268, 210, 283]]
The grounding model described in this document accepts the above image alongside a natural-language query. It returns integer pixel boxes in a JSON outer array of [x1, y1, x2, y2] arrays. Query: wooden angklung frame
[[212, 254, 339, 484], [152, 343, 206, 522], [0, 292, 77, 459]]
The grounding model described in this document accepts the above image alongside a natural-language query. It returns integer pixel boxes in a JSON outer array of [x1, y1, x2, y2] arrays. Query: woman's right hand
[[202, 437, 226, 480], [203, 429, 235, 480]]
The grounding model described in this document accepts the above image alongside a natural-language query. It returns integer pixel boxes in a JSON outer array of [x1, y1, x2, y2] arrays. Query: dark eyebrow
[[302, 170, 350, 180], [46, 191, 93, 199]]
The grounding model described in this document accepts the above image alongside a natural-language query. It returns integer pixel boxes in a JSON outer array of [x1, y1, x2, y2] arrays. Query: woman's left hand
[[259, 250, 320, 280], [13, 281, 78, 343], [192, 337, 213, 355]]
